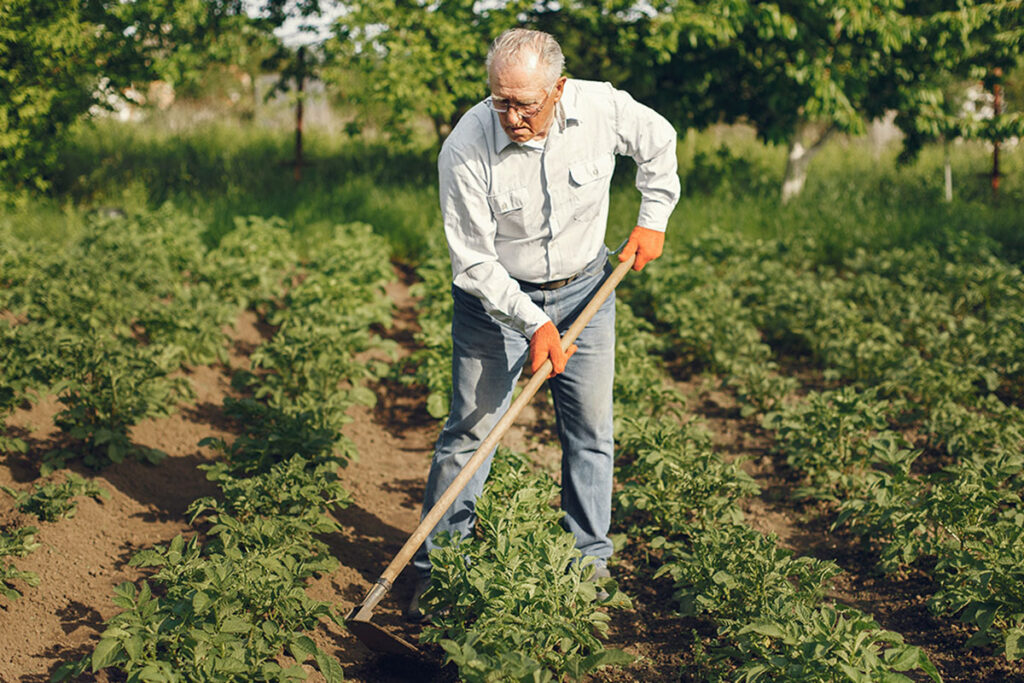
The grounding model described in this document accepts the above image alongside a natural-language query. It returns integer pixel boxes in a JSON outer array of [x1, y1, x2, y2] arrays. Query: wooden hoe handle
[[350, 254, 634, 620]]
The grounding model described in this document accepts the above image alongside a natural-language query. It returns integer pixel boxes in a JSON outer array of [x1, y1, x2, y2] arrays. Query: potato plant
[[397, 253, 456, 419], [2, 471, 109, 522], [43, 337, 192, 473], [248, 223, 397, 433], [422, 449, 633, 682], [0, 526, 40, 602]]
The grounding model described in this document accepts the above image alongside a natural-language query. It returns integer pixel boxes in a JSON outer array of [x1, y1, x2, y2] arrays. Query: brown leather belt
[[515, 272, 581, 291]]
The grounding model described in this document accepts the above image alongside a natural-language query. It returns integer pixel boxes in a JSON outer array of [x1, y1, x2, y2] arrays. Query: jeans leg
[[412, 286, 526, 577], [548, 280, 616, 564]]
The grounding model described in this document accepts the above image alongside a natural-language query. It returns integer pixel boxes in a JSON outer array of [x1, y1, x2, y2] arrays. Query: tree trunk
[[781, 121, 836, 204]]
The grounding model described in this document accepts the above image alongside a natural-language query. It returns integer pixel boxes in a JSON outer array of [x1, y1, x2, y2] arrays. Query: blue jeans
[[412, 249, 616, 578]]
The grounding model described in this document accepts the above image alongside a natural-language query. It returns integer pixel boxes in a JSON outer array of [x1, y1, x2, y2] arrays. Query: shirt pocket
[[568, 154, 615, 222], [487, 186, 529, 237]]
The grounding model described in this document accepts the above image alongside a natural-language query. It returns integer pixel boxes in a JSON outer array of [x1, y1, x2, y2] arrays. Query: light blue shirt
[[438, 78, 680, 337]]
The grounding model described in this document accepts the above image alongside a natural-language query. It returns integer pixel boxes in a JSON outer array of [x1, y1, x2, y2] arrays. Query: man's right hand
[[529, 321, 577, 378]]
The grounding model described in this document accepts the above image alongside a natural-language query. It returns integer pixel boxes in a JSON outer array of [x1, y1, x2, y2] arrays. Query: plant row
[[609, 296, 940, 681], [629, 229, 1024, 661], [53, 219, 397, 682]]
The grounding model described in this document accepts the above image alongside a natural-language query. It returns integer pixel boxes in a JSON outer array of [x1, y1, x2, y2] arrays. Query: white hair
[[486, 28, 564, 88]]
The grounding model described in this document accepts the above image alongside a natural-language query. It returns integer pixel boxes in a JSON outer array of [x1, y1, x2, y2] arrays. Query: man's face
[[488, 56, 566, 144]]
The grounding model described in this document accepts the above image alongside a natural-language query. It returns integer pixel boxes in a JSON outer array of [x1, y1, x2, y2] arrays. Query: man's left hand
[[618, 226, 665, 272]]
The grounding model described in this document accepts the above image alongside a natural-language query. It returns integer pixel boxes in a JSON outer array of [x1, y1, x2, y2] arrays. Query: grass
[[2, 109, 1022, 266]]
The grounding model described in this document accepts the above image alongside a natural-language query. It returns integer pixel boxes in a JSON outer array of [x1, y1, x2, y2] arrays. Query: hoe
[[346, 253, 635, 657]]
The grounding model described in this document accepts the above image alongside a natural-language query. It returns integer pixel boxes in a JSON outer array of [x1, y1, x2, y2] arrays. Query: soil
[[2, 268, 1023, 682]]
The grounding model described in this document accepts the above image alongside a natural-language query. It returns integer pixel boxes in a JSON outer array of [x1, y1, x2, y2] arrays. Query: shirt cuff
[[519, 304, 551, 339], [636, 201, 672, 231]]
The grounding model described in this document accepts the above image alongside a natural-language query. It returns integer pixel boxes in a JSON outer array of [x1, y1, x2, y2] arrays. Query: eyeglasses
[[487, 85, 555, 119]]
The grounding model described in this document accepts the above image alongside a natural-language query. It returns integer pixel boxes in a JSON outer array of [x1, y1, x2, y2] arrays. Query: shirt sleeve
[[439, 140, 551, 338], [611, 87, 681, 232]]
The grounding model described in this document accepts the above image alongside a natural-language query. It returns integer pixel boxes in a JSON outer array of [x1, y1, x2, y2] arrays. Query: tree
[[879, 3, 1024, 165], [0, 0, 318, 195], [638, 0, 915, 202], [634, 0, 1023, 202], [1, 0, 104, 192], [325, 0, 543, 145], [1, 1, 233, 193]]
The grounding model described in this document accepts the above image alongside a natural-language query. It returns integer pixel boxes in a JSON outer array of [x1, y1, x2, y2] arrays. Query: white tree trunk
[[781, 122, 836, 204]]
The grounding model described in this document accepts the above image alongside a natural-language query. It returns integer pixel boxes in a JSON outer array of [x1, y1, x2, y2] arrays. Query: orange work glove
[[529, 321, 578, 378], [618, 226, 665, 272]]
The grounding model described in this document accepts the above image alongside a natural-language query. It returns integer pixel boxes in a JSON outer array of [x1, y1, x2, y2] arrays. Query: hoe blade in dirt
[[345, 256, 634, 657], [346, 583, 419, 657]]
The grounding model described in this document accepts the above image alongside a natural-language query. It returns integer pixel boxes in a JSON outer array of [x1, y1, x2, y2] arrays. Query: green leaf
[[1005, 628, 1024, 661], [886, 645, 924, 671], [427, 393, 448, 419], [219, 615, 251, 633], [289, 635, 317, 663], [579, 648, 635, 672], [123, 634, 144, 662], [350, 385, 377, 407], [315, 648, 345, 683], [91, 638, 123, 672], [50, 657, 88, 682], [192, 590, 211, 614], [738, 622, 787, 639]]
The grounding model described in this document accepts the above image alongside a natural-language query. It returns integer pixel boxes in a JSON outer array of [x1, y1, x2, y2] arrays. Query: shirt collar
[[490, 79, 581, 155]]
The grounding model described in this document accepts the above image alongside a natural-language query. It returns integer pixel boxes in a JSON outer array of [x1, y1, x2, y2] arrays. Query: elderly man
[[407, 27, 679, 621]]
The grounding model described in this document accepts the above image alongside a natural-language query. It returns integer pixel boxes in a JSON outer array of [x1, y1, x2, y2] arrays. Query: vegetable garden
[[2, 195, 1023, 682]]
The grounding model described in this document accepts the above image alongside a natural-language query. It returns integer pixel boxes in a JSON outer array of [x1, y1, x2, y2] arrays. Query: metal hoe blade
[[345, 580, 420, 658], [346, 617, 420, 658]]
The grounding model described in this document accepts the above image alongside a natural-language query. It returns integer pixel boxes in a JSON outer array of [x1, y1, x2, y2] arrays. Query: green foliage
[[56, 531, 342, 682], [0, 0, 262, 194], [617, 235, 948, 677], [0, 0, 101, 193], [0, 209, 318, 473], [641, 0, 1024, 158], [0, 525, 40, 602], [397, 253, 455, 419], [64, 212, 399, 681], [2, 471, 109, 522], [246, 222, 397, 432], [422, 449, 632, 682], [629, 225, 1024, 660], [43, 337, 191, 474], [193, 452, 352, 539], [612, 299, 682, 422], [659, 524, 837, 623], [199, 398, 350, 478], [684, 144, 777, 198], [615, 416, 758, 535], [205, 215, 300, 310], [326, 0, 535, 143], [762, 387, 904, 501]]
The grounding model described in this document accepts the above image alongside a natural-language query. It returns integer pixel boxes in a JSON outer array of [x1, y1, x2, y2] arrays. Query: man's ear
[[552, 76, 568, 102]]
